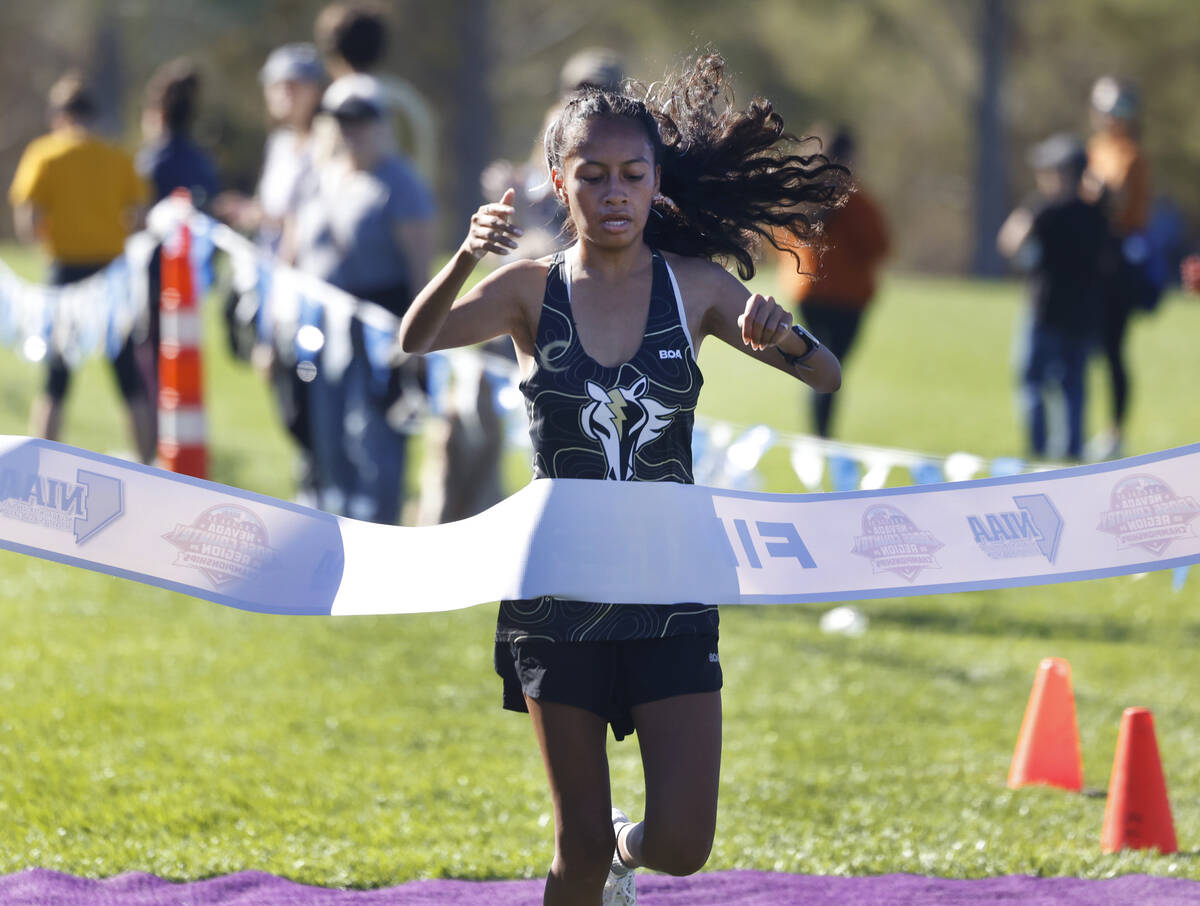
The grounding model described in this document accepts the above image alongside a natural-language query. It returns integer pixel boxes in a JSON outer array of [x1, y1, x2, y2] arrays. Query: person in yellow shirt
[[8, 70, 155, 463]]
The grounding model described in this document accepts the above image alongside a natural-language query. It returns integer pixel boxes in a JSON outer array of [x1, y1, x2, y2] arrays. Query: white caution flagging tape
[[0, 436, 1196, 616]]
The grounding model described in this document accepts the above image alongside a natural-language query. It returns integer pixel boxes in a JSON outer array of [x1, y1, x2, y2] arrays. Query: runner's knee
[[641, 821, 714, 876], [554, 816, 615, 880]]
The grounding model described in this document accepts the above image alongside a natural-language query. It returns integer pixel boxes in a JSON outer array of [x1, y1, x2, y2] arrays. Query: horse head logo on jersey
[[581, 376, 679, 481]]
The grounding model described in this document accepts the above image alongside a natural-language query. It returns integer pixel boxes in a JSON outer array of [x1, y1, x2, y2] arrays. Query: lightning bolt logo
[[605, 387, 629, 435], [582, 375, 674, 481]]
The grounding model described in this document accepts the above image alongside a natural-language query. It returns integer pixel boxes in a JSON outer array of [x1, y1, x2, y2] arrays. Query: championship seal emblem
[[852, 504, 943, 582], [164, 504, 277, 586], [1098, 474, 1200, 556]]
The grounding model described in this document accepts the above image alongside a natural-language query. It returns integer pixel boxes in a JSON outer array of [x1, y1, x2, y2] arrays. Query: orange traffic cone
[[1007, 657, 1083, 791], [1101, 707, 1178, 854], [158, 189, 207, 478]]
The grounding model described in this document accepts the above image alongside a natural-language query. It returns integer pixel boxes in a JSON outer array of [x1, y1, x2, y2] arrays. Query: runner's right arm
[[399, 188, 527, 354]]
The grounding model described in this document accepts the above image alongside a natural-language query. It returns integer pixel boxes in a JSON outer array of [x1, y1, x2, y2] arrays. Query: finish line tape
[[0, 436, 1197, 616]]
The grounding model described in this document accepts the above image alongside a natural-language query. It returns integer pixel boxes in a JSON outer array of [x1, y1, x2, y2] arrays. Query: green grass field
[[0, 243, 1197, 884]]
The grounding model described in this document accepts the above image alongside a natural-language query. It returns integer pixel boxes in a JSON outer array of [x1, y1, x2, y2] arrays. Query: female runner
[[401, 53, 847, 906]]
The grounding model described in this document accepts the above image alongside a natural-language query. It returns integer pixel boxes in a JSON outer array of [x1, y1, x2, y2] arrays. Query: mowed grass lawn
[[0, 243, 1198, 884]]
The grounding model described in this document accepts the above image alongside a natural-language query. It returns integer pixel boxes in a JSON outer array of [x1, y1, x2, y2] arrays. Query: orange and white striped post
[[157, 191, 207, 478]]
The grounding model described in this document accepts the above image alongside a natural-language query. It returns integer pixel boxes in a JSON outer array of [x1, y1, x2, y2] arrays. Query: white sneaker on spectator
[[1087, 430, 1124, 462], [603, 807, 636, 906]]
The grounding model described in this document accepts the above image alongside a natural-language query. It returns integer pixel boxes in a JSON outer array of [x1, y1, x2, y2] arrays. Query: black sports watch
[[778, 323, 821, 367]]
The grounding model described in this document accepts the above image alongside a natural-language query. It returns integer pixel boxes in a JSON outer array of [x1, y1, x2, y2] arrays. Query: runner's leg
[[526, 696, 614, 905], [621, 690, 722, 876]]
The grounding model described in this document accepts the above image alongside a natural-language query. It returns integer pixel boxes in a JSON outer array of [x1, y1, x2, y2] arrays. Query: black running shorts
[[494, 634, 722, 741]]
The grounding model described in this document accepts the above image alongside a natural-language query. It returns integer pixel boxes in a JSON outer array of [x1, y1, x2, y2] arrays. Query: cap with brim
[[559, 48, 624, 93], [259, 43, 325, 86], [1091, 76, 1139, 120], [322, 73, 385, 121], [1028, 133, 1087, 172], [330, 98, 381, 121]]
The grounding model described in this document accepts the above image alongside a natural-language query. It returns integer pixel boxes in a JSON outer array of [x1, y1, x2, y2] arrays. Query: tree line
[[1, 0, 1196, 273]]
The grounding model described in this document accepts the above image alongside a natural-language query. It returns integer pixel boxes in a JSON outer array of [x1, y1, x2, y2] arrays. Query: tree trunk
[[88, 10, 124, 139], [444, 0, 492, 246], [971, 0, 1008, 276]]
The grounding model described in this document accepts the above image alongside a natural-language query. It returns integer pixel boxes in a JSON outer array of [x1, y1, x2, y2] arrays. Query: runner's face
[[558, 118, 659, 249]]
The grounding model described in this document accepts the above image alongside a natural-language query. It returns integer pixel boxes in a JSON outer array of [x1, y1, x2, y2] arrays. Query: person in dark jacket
[[998, 134, 1109, 460]]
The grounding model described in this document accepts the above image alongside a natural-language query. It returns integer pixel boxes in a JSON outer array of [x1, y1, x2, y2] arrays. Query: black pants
[[1099, 265, 1137, 429], [45, 261, 147, 404], [799, 299, 866, 437]]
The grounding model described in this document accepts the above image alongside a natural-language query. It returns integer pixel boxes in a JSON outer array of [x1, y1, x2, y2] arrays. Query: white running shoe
[[603, 807, 637, 905], [1087, 430, 1124, 463]]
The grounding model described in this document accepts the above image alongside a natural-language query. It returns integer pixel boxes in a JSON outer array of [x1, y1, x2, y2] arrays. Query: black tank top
[[497, 247, 720, 643]]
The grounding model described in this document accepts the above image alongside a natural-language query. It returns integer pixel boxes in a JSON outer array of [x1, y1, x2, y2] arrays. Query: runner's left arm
[[697, 263, 841, 392]]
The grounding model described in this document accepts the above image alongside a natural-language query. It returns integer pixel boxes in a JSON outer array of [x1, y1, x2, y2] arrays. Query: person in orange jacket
[[774, 127, 889, 437], [1084, 76, 1151, 460]]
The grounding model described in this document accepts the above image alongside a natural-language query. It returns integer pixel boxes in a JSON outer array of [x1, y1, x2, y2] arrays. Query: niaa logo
[[581, 375, 678, 481], [0, 468, 123, 544], [968, 493, 1063, 563]]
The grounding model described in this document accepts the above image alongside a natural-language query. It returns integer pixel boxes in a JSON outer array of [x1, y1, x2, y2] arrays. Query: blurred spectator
[[316, 2, 459, 523], [8, 70, 155, 462], [416, 354, 507, 525], [313, 2, 436, 181], [292, 74, 434, 524], [772, 127, 889, 438], [137, 58, 221, 453], [213, 43, 327, 505], [138, 58, 219, 208], [215, 43, 326, 254], [480, 47, 625, 260], [415, 49, 627, 525], [998, 134, 1108, 461], [1084, 75, 1152, 460], [415, 49, 626, 526]]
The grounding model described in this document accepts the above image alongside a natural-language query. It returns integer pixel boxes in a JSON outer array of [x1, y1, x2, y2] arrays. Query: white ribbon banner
[[0, 436, 1197, 616]]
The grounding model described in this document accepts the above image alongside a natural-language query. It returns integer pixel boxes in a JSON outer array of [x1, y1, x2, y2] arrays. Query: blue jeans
[[1017, 322, 1090, 460], [309, 353, 406, 525]]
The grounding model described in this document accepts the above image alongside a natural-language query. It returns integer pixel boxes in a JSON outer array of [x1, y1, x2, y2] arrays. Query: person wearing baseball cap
[[211, 43, 329, 508], [215, 43, 327, 247], [1088, 76, 1147, 237], [259, 43, 326, 88], [291, 70, 435, 526], [312, 2, 437, 181], [321, 72, 385, 121], [998, 132, 1108, 461]]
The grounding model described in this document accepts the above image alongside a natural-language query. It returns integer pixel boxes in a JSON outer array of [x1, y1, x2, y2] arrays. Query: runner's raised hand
[[462, 187, 524, 260]]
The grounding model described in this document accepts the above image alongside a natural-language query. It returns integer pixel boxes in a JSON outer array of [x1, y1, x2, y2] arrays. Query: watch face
[[792, 324, 818, 352], [781, 324, 819, 367]]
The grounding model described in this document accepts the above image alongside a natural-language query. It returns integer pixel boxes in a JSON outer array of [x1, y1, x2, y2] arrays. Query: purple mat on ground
[[3, 869, 1199, 905]]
